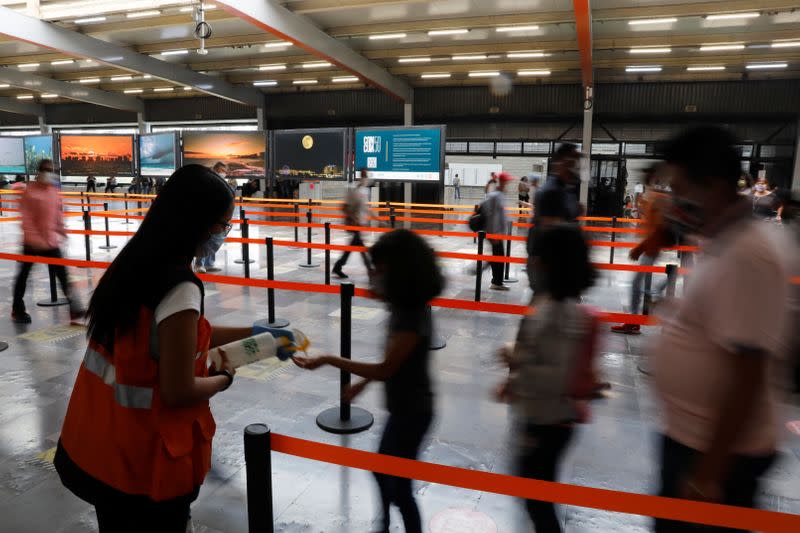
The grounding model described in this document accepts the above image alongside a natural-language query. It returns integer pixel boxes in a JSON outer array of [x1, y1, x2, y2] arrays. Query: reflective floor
[[0, 199, 798, 532]]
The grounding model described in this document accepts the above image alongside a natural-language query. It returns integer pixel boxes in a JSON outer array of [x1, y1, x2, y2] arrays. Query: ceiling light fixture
[[468, 71, 500, 77], [626, 66, 662, 72], [302, 61, 332, 68], [127, 10, 160, 18], [110, 75, 133, 81], [0, 84, 9, 88], [628, 18, 678, 25], [453, 54, 487, 61], [369, 33, 407, 40], [293, 79, 318, 85], [73, 16, 106, 24], [160, 49, 189, 56], [124, 89, 144, 94], [143, 74, 152, 79], [398, 57, 431, 63], [772, 41, 800, 48], [332, 76, 359, 83], [263, 42, 292, 49], [507, 51, 546, 59], [518, 69, 551, 76], [428, 29, 469, 36], [16, 94, 34, 100], [630, 47, 672, 54], [183, 86, 192, 91], [179, 6, 194, 12], [41, 93, 58, 98], [746, 62, 788, 69], [705, 12, 760, 21], [496, 25, 539, 32], [686, 65, 726, 71], [699, 44, 745, 51], [18, 63, 39, 69], [259, 64, 286, 71], [78, 77, 101, 83], [153, 87, 174, 92], [421, 73, 451, 79], [253, 80, 278, 86], [50, 59, 75, 66]]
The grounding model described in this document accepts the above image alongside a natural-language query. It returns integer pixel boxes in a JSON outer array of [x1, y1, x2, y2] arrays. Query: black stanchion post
[[324, 222, 331, 285], [503, 223, 518, 284], [36, 264, 69, 307], [235, 218, 255, 266], [389, 206, 396, 229], [642, 272, 653, 315], [298, 210, 320, 268], [83, 210, 92, 262], [609, 217, 617, 264], [244, 424, 274, 533], [293, 203, 299, 243], [254, 237, 290, 329], [123, 193, 132, 225], [317, 282, 374, 434], [99, 203, 117, 250], [475, 230, 485, 302], [666, 264, 678, 298]]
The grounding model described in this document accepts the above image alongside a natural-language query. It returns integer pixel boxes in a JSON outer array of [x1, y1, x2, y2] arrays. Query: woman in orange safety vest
[[55, 165, 257, 532]]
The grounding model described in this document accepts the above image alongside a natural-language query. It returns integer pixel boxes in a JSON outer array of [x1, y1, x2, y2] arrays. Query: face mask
[[755, 184, 766, 192], [198, 231, 226, 258], [218, 172, 227, 180]]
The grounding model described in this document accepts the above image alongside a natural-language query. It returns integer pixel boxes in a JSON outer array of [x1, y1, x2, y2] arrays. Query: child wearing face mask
[[12, 159, 81, 324], [294, 229, 443, 533]]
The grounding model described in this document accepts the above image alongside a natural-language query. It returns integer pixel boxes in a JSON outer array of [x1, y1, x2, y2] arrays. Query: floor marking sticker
[[235, 358, 293, 382], [18, 324, 86, 343], [430, 508, 498, 533], [25, 447, 57, 471], [328, 306, 384, 321]]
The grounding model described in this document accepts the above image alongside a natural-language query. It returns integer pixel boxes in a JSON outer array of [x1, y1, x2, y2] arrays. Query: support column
[[793, 117, 800, 193], [257, 106, 266, 130], [257, 106, 268, 195], [580, 86, 593, 206], [38, 116, 49, 134], [403, 99, 413, 228], [137, 112, 151, 134]]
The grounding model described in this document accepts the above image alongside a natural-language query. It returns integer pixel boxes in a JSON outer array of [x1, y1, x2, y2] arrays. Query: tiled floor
[[0, 199, 797, 532]]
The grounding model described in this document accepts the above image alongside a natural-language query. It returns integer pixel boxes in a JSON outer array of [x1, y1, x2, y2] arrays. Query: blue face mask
[[198, 231, 226, 258]]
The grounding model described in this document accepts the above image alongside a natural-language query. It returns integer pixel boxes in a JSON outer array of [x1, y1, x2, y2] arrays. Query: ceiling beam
[[573, 0, 593, 88], [0, 95, 44, 116], [0, 7, 264, 107], [216, 0, 411, 101], [286, 0, 429, 14], [0, 66, 144, 112]]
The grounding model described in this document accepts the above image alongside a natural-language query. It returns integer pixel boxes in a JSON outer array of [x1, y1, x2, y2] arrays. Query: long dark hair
[[536, 224, 595, 301], [87, 165, 234, 345], [369, 229, 444, 308]]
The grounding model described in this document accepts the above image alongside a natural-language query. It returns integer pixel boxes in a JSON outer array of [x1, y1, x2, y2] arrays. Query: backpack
[[468, 203, 486, 232]]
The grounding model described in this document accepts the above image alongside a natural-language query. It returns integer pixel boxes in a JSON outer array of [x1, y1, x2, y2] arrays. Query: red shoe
[[610, 323, 640, 334]]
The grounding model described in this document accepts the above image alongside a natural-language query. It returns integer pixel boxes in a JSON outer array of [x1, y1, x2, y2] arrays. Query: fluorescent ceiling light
[[626, 66, 662, 72], [161, 49, 189, 56], [50, 59, 75, 66], [253, 80, 278, 86], [127, 10, 160, 18], [16, 94, 34, 100], [183, 86, 192, 91], [293, 79, 318, 85], [699, 44, 745, 52], [332, 76, 359, 83], [259, 64, 286, 71], [302, 61, 332, 69], [153, 87, 174, 92], [453, 54, 487, 61], [706, 12, 760, 21], [686, 65, 726, 71], [0, 84, 9, 88], [79, 77, 100, 83], [468, 71, 500, 77], [143, 74, 152, 79], [428, 29, 469, 36], [746, 63, 788, 69], [628, 18, 678, 25], [179, 6, 193, 12], [630, 47, 671, 54], [369, 33, 406, 40], [772, 41, 800, 48], [73, 16, 106, 24], [496, 25, 539, 32], [264, 42, 292, 49], [110, 75, 133, 81], [18, 63, 39, 68], [124, 89, 143, 94], [518, 69, 551, 76], [398, 57, 431, 63], [507, 51, 546, 59], [41, 93, 58, 99], [421, 73, 451, 79]]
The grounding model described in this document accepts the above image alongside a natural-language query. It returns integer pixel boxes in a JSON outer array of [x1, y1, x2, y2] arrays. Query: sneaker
[[206, 266, 222, 273], [196, 266, 207, 274], [490, 284, 510, 291], [12, 311, 31, 324], [332, 268, 348, 279], [610, 324, 641, 335]]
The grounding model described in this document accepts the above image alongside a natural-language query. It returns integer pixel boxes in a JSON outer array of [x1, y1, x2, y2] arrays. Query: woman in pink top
[[12, 159, 82, 324]]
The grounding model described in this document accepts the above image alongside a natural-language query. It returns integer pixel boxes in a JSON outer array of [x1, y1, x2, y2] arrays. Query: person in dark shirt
[[294, 229, 444, 533]]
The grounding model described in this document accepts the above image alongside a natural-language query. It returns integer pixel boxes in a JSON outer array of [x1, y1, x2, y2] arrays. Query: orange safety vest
[[59, 306, 215, 502]]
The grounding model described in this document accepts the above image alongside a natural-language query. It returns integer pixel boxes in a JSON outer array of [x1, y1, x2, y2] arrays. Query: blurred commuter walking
[[652, 127, 796, 532], [332, 169, 373, 279], [496, 224, 597, 533], [295, 229, 443, 533], [483, 172, 512, 291]]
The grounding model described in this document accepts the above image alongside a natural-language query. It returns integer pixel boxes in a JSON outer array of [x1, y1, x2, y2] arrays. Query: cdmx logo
[[362, 136, 382, 154]]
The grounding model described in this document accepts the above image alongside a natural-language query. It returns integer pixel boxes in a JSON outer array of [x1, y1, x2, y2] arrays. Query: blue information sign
[[355, 127, 442, 182]]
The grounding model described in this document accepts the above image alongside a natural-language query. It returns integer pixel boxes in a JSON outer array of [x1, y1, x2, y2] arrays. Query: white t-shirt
[[154, 282, 202, 324], [653, 218, 794, 454]]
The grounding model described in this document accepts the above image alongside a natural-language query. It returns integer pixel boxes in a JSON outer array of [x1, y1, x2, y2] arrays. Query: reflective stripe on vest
[[83, 348, 153, 409]]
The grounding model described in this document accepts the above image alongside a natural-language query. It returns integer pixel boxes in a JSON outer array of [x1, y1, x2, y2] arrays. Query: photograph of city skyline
[[59, 135, 134, 176], [273, 129, 345, 181]]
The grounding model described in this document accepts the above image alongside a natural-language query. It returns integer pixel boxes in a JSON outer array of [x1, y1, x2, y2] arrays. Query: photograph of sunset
[[59, 135, 134, 176], [182, 132, 266, 178]]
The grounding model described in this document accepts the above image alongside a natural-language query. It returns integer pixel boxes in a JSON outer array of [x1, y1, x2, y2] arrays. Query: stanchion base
[[234, 259, 256, 264], [316, 406, 374, 435], [503, 277, 519, 284], [122, 221, 134, 225], [298, 262, 320, 268], [99, 245, 117, 250], [254, 318, 291, 329], [37, 298, 70, 308], [430, 334, 447, 351], [0, 341, 8, 352]]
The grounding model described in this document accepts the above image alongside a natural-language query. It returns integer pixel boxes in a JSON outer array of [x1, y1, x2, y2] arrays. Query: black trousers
[[13, 246, 73, 314], [374, 411, 432, 533], [655, 435, 776, 533], [490, 240, 505, 285], [87, 182, 96, 192], [518, 424, 574, 533], [333, 231, 372, 272]]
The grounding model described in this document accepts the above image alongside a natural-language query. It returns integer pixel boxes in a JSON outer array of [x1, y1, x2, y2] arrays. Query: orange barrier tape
[[0, 198, 20, 203], [247, 219, 326, 229], [66, 229, 135, 237], [269, 433, 798, 531], [0, 216, 22, 222], [244, 210, 303, 218], [63, 202, 104, 207]]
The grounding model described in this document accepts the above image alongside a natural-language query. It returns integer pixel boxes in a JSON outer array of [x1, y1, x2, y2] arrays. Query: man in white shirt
[[652, 127, 795, 532], [332, 170, 373, 279], [483, 172, 512, 291]]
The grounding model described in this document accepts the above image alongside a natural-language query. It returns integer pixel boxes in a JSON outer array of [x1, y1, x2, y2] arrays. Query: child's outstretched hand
[[292, 355, 328, 370]]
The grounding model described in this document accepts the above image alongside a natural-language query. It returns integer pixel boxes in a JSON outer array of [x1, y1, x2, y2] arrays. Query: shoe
[[70, 309, 86, 325], [611, 324, 641, 335], [490, 284, 510, 291], [332, 268, 348, 279], [12, 311, 31, 324], [206, 266, 222, 273], [196, 266, 207, 274]]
